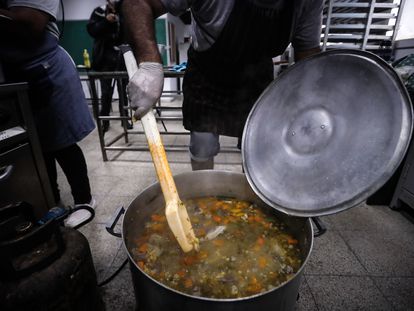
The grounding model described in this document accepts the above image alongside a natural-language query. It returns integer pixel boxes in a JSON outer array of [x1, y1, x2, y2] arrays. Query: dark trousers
[[99, 77, 129, 119], [43, 144, 92, 205]]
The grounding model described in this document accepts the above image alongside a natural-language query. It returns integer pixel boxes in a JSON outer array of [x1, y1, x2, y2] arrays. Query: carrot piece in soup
[[151, 214, 165, 222], [254, 215, 263, 222], [247, 276, 262, 293], [177, 270, 186, 277], [258, 257, 267, 268], [151, 223, 165, 232], [196, 228, 206, 237], [138, 243, 148, 253], [137, 261, 145, 269], [213, 215, 222, 223], [184, 278, 193, 288], [198, 201, 207, 210], [197, 250, 209, 260], [213, 239, 225, 247], [183, 255, 197, 266], [256, 236, 265, 246], [287, 238, 298, 245]]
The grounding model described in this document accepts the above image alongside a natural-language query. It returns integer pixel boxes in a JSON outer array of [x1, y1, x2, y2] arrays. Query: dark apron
[[183, 0, 298, 137], [3, 34, 95, 152]]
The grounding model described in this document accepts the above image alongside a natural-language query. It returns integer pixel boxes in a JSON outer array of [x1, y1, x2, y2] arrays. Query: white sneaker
[[64, 197, 96, 228]]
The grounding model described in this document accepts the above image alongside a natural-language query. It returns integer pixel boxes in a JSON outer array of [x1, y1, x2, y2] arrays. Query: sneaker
[[38, 206, 67, 225], [64, 197, 96, 228]]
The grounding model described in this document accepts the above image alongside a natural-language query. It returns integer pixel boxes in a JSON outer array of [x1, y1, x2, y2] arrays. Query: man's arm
[[121, 0, 167, 119], [0, 7, 50, 42], [292, 0, 324, 62], [295, 47, 321, 62], [122, 0, 166, 63]]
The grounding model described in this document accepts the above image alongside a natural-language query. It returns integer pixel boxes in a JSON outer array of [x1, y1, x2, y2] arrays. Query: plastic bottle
[[83, 49, 91, 68]]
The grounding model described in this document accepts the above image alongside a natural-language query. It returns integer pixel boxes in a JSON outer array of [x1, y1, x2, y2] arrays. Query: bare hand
[[106, 13, 118, 23]]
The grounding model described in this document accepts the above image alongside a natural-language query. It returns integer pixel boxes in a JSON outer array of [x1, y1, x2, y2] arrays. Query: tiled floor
[[57, 107, 414, 311]]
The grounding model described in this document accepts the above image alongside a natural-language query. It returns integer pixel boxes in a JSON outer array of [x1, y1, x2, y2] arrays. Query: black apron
[[183, 0, 298, 137]]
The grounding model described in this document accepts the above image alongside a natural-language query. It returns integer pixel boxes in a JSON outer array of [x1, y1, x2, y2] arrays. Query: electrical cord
[[98, 258, 128, 287]]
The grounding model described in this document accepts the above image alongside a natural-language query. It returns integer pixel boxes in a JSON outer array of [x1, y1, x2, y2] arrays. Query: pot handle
[[311, 217, 327, 237], [106, 206, 125, 238], [0, 165, 13, 182]]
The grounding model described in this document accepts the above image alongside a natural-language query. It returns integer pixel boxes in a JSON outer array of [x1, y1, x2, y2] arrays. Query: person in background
[[0, 0, 96, 227], [122, 0, 323, 170], [87, 0, 132, 133]]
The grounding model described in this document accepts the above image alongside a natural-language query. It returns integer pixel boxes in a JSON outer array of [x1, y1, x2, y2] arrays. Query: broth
[[131, 197, 302, 298]]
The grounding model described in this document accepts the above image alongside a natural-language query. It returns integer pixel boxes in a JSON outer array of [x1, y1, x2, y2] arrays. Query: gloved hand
[[127, 62, 164, 119]]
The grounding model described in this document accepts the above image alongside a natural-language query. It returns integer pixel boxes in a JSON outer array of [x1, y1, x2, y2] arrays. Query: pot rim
[[121, 170, 314, 302]]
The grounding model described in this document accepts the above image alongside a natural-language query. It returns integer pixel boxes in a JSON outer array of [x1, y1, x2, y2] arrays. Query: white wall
[[59, 0, 104, 21], [166, 14, 191, 64], [59, 0, 167, 21], [396, 0, 414, 40], [61, 0, 413, 40]]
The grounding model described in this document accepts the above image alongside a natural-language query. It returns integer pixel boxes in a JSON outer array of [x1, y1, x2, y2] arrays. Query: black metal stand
[[311, 217, 327, 237]]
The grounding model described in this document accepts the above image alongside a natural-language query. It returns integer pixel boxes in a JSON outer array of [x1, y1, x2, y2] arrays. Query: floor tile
[[89, 175, 125, 196], [373, 277, 414, 311], [306, 275, 392, 311], [78, 223, 123, 278], [305, 230, 367, 276], [106, 170, 157, 197], [295, 277, 318, 311], [340, 230, 414, 277], [92, 194, 136, 224], [100, 268, 136, 311], [324, 203, 414, 234]]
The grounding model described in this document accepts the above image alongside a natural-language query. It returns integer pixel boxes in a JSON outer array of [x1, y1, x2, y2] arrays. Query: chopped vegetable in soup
[[131, 197, 302, 298]]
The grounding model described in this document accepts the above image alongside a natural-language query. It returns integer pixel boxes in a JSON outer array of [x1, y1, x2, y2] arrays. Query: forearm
[[294, 47, 321, 62], [122, 0, 166, 63], [0, 9, 22, 38], [0, 7, 48, 41]]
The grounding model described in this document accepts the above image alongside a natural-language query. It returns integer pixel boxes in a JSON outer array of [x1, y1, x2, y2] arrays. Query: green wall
[[58, 20, 92, 65], [58, 19, 167, 66]]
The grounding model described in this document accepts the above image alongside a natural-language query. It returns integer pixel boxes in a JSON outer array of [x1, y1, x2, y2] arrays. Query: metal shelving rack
[[321, 0, 406, 60], [80, 70, 241, 161]]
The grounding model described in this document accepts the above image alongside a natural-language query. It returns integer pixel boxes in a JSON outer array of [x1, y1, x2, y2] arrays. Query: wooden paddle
[[122, 47, 199, 253]]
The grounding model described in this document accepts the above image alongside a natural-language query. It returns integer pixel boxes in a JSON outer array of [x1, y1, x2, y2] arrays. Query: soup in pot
[[130, 197, 302, 298]]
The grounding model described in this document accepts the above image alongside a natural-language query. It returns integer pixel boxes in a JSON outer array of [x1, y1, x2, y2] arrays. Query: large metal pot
[[117, 170, 313, 311]]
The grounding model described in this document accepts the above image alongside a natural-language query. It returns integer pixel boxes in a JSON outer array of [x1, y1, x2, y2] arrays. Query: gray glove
[[127, 62, 164, 119]]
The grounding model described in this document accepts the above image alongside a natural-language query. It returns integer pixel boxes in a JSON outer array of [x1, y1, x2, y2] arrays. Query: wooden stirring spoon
[[122, 46, 199, 253]]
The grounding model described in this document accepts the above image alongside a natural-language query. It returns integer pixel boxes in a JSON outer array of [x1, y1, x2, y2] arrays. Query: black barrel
[[0, 228, 105, 311]]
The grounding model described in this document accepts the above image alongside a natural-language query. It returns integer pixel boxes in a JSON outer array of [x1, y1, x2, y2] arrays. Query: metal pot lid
[[242, 50, 413, 217]]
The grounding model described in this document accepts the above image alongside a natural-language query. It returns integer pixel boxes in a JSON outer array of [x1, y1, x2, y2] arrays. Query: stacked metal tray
[[321, 0, 405, 59]]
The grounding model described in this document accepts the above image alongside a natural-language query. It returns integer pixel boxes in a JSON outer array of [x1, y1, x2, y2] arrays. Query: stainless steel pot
[[110, 170, 313, 311]]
